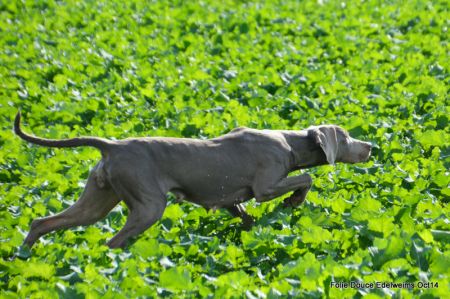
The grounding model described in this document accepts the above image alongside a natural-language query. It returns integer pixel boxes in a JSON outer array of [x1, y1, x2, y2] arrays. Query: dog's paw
[[283, 190, 307, 208], [242, 216, 255, 230], [15, 245, 32, 260]]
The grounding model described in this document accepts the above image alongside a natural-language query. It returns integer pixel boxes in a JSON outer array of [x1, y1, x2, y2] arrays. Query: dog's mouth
[[359, 148, 371, 162], [352, 142, 372, 163], [363, 151, 371, 162]]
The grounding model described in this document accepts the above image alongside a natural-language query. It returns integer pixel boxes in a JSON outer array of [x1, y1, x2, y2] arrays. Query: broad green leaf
[[368, 216, 395, 236], [159, 267, 192, 291], [416, 130, 448, 150]]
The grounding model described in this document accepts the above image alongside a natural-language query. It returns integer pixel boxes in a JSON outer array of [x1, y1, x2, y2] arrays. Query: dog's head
[[309, 125, 372, 165]]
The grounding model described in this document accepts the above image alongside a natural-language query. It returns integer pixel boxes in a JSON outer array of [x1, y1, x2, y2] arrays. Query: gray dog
[[14, 112, 371, 249]]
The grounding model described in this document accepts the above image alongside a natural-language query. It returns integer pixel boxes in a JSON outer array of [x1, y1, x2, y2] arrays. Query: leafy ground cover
[[0, 0, 449, 298]]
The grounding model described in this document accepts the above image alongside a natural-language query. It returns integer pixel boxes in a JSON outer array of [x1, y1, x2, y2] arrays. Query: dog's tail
[[14, 111, 113, 153]]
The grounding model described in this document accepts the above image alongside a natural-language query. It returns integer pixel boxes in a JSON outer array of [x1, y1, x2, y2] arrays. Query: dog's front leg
[[282, 185, 311, 208], [253, 173, 312, 206], [226, 204, 254, 229]]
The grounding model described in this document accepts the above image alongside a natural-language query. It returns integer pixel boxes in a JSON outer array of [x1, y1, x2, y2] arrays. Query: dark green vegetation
[[1, 0, 448, 298]]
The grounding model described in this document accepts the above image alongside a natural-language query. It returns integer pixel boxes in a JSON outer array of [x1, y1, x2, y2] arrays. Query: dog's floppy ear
[[312, 126, 338, 165]]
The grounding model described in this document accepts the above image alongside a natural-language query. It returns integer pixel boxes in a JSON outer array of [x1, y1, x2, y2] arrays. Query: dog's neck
[[279, 130, 328, 170]]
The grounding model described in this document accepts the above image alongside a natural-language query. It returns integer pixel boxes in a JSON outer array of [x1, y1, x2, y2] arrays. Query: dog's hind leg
[[23, 164, 120, 248], [105, 200, 166, 249], [105, 176, 167, 249]]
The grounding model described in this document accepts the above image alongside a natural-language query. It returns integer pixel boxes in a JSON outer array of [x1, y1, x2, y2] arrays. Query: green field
[[0, 0, 449, 298]]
